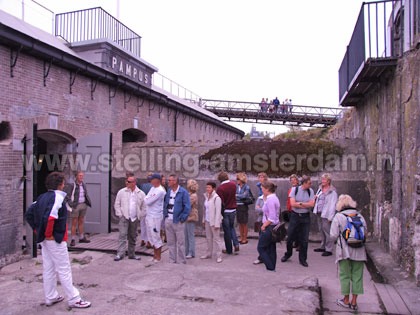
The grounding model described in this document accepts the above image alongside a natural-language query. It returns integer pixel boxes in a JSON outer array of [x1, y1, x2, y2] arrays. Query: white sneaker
[[216, 257, 223, 263], [46, 295, 64, 307], [253, 259, 263, 265], [186, 255, 194, 259], [200, 255, 210, 259], [68, 299, 91, 309]]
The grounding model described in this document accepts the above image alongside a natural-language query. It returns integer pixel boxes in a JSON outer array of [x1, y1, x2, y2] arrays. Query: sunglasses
[[126, 180, 135, 183]]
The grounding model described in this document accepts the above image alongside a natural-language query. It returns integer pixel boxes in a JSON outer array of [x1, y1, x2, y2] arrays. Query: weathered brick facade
[[0, 11, 243, 265]]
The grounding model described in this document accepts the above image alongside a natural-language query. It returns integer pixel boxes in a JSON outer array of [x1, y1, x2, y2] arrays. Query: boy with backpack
[[330, 194, 367, 312]]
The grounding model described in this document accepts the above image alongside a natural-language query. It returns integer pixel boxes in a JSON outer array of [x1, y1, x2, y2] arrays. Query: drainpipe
[[174, 110, 177, 141]]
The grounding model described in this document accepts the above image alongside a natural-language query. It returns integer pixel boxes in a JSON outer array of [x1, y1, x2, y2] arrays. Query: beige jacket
[[202, 191, 222, 228], [330, 209, 367, 264], [114, 186, 146, 220], [187, 193, 199, 222]]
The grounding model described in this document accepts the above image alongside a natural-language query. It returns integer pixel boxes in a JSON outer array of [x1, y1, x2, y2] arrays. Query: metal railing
[[55, 7, 142, 58], [152, 72, 202, 104], [338, 0, 418, 102], [201, 99, 344, 127], [201, 99, 343, 117]]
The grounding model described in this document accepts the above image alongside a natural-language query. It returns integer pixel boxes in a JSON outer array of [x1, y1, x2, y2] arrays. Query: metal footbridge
[[200, 99, 344, 128]]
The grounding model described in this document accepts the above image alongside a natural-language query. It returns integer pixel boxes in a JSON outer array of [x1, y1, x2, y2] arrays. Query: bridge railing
[[200, 99, 343, 119]]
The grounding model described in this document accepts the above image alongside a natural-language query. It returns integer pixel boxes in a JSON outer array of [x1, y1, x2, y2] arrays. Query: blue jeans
[[222, 211, 239, 254], [184, 222, 196, 257], [257, 225, 277, 271], [285, 212, 310, 263]]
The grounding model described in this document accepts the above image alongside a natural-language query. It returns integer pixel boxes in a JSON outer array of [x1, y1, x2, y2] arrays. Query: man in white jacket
[[313, 173, 338, 257], [114, 175, 146, 261], [144, 173, 166, 262]]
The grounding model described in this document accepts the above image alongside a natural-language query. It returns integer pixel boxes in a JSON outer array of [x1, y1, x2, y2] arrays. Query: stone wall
[[329, 48, 420, 283]]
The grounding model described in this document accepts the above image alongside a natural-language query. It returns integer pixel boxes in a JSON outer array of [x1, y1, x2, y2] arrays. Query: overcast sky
[[1, 0, 366, 135]]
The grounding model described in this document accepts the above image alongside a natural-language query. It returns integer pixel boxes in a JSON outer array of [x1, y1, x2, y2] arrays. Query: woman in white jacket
[[200, 182, 223, 263], [330, 194, 367, 312]]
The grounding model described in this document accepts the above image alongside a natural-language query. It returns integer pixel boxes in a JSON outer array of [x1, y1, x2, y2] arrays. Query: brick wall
[[0, 43, 242, 264]]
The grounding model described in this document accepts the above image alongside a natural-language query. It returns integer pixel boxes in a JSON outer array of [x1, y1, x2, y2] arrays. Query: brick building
[[0, 8, 243, 264]]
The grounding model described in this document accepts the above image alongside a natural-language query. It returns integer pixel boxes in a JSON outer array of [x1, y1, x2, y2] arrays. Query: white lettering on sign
[[126, 64, 132, 76], [110, 55, 152, 86]]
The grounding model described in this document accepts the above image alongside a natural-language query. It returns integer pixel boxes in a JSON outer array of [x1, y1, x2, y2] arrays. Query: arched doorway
[[36, 129, 76, 196], [122, 128, 147, 143], [24, 126, 112, 257]]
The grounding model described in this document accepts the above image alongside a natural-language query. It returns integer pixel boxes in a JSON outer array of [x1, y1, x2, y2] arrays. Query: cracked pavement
[[0, 237, 383, 315]]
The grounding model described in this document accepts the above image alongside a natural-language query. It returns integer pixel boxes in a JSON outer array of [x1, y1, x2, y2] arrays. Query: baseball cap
[[149, 173, 161, 180]]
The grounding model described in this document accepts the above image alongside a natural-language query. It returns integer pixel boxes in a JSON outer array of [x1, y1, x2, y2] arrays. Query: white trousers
[[41, 240, 80, 305], [146, 216, 163, 249], [140, 216, 149, 242]]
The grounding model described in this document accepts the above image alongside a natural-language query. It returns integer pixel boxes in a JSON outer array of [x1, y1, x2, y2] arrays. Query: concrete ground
[[0, 234, 387, 315]]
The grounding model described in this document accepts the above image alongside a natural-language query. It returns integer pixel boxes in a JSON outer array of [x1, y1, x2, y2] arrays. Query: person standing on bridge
[[273, 97, 280, 113], [288, 99, 293, 114], [260, 97, 267, 112]]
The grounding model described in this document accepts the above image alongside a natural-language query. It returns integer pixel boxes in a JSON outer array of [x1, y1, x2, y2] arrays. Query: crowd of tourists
[[25, 170, 367, 311]]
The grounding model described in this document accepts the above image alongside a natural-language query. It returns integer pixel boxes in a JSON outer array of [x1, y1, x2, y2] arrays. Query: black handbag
[[241, 187, 255, 205], [271, 222, 287, 243]]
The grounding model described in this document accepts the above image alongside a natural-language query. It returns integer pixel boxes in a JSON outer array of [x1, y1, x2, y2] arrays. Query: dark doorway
[[122, 128, 147, 142], [36, 130, 75, 197]]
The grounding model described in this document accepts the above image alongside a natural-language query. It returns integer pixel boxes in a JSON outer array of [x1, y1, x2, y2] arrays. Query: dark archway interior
[[0, 121, 12, 144], [122, 128, 147, 143], [36, 130, 75, 195]]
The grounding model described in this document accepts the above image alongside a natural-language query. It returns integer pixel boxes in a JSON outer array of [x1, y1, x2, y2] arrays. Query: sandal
[[350, 304, 358, 311], [336, 298, 350, 309]]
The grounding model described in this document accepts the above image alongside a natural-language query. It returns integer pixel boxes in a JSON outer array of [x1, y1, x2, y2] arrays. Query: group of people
[[259, 97, 293, 114], [114, 172, 196, 264], [25, 170, 367, 312], [114, 171, 257, 265], [253, 172, 366, 311]]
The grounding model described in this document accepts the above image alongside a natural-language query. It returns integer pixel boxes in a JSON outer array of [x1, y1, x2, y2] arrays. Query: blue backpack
[[341, 212, 365, 248]]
